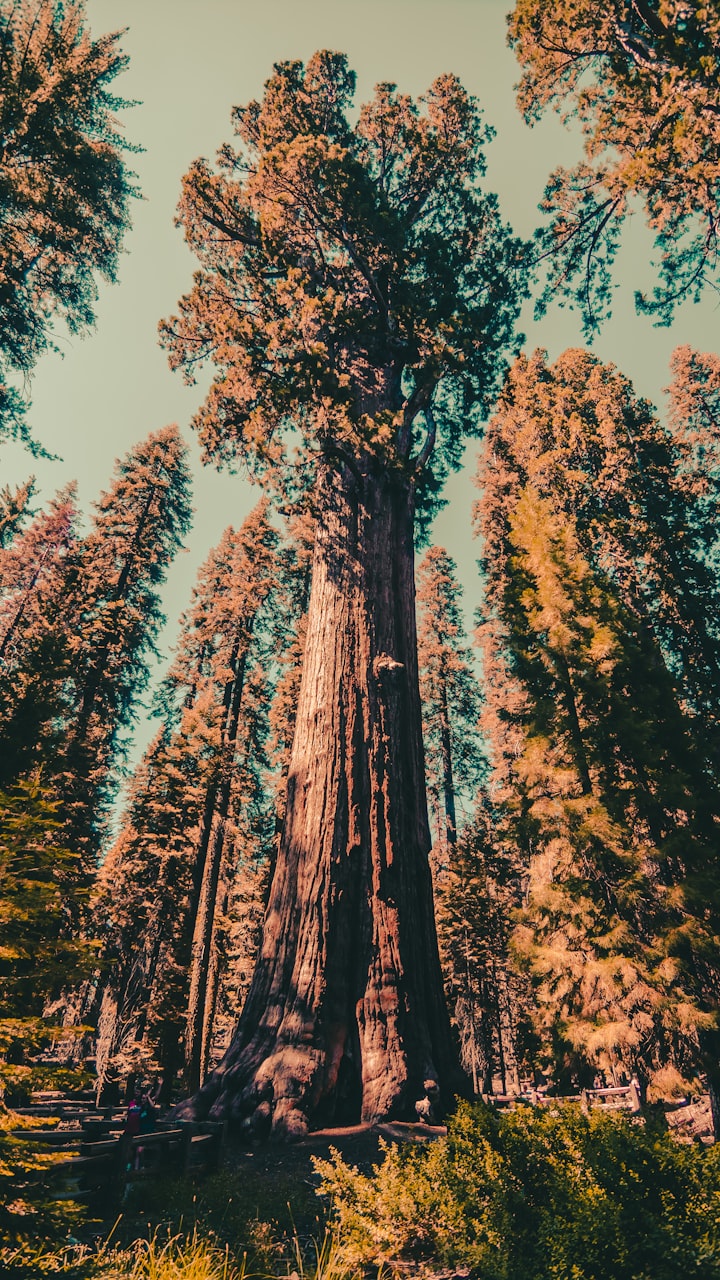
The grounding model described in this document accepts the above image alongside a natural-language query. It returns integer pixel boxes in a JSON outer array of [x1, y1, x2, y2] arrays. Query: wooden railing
[[483, 1080, 643, 1114], [11, 1091, 225, 1204]]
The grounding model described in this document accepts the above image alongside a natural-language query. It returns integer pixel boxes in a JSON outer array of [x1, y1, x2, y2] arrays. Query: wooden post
[[181, 1123, 195, 1176]]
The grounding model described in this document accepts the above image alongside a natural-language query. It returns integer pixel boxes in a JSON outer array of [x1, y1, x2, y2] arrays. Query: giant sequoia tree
[[161, 52, 524, 1133]]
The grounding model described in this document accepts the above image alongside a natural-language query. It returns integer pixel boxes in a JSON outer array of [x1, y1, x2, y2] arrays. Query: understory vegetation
[[2, 1105, 719, 1279], [318, 1104, 720, 1278]]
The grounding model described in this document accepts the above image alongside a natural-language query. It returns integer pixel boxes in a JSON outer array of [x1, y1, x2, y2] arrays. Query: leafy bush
[[315, 1101, 720, 1278], [0, 1103, 86, 1249]]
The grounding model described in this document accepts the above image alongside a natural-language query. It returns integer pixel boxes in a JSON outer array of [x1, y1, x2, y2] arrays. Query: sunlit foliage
[[509, 0, 720, 331]]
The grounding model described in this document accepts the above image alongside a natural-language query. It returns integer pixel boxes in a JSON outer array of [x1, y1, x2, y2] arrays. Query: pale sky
[[4, 0, 718, 766]]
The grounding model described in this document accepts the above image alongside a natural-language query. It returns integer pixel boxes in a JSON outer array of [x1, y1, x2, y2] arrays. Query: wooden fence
[[482, 1081, 643, 1114], [12, 1079, 650, 1204], [12, 1090, 225, 1204]]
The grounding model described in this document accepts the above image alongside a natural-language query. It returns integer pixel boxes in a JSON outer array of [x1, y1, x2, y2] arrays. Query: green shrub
[[0, 1103, 87, 1249], [315, 1101, 720, 1278]]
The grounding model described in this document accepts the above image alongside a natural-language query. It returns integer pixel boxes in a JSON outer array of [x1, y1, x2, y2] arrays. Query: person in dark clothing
[[139, 1093, 156, 1134], [124, 1095, 142, 1137]]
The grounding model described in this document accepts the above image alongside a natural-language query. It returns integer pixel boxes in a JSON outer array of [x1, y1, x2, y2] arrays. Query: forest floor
[[109, 1103, 714, 1253], [108, 1121, 446, 1258]]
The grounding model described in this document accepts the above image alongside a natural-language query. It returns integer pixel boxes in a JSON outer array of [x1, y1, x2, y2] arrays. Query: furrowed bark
[[176, 458, 462, 1135]]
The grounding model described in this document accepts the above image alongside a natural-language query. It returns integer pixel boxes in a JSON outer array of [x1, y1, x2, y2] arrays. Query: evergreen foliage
[[509, 0, 720, 331], [160, 50, 525, 516], [435, 800, 530, 1095], [478, 347, 720, 738], [95, 503, 306, 1093], [62, 424, 192, 861], [0, 0, 137, 443], [416, 546, 484, 853], [474, 348, 720, 1098], [0, 491, 78, 789], [0, 427, 192, 865], [0, 480, 35, 549], [0, 777, 96, 1100], [316, 1101, 720, 1277]]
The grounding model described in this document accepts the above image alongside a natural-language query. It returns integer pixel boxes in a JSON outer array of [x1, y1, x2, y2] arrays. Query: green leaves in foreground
[[316, 1101, 720, 1277]]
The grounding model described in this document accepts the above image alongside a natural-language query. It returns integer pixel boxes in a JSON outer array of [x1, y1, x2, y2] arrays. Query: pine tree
[[435, 799, 528, 1096], [476, 420, 720, 1103], [0, 491, 78, 788], [508, 0, 720, 329], [0, 427, 191, 861], [0, 777, 96, 1097], [161, 50, 524, 1133], [0, 0, 136, 441], [60, 424, 192, 863], [95, 709, 217, 1094], [416, 546, 484, 855], [478, 348, 720, 750]]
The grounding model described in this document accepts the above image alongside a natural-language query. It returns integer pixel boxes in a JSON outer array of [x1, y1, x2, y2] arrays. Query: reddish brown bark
[[177, 460, 462, 1135]]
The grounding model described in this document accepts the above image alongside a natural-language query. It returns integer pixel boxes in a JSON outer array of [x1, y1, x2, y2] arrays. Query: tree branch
[[397, 383, 431, 459], [413, 404, 437, 474], [201, 209, 259, 247]]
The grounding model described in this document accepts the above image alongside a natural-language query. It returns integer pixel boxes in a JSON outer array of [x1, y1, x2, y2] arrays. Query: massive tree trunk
[[177, 458, 463, 1136]]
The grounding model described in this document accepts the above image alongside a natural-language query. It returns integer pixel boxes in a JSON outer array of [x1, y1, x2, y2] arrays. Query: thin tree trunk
[[185, 640, 250, 1090], [462, 930, 479, 1095], [177, 460, 462, 1135], [491, 954, 508, 1094], [438, 663, 457, 848], [554, 651, 593, 795], [200, 866, 232, 1084]]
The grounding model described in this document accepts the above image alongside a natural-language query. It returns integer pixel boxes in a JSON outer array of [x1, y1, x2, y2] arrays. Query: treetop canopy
[[160, 50, 526, 515], [509, 0, 720, 332]]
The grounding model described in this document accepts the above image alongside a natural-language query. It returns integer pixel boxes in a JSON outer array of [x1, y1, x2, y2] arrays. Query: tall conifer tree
[[0, 427, 191, 871], [96, 504, 280, 1093], [0, 491, 78, 787], [435, 799, 527, 1096], [60, 424, 192, 862], [475, 356, 720, 1109], [479, 348, 720, 749], [161, 50, 524, 1132]]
